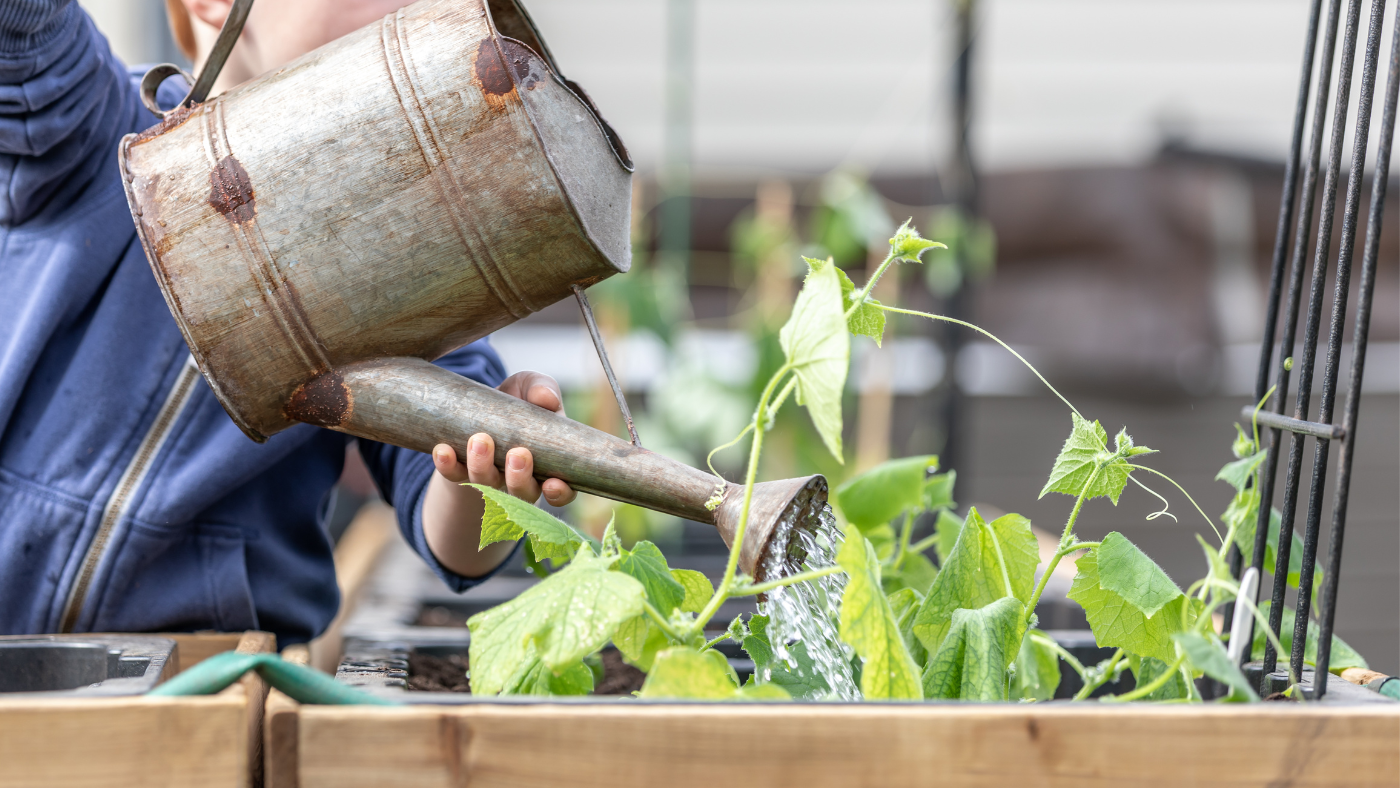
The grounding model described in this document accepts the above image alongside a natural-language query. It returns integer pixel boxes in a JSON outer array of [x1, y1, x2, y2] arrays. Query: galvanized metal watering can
[[119, 0, 826, 578]]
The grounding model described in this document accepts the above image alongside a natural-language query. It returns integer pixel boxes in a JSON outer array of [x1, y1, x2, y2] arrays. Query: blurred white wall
[[78, 0, 1395, 175]]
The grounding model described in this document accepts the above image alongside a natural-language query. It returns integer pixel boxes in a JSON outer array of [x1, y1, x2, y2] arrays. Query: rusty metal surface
[[120, 0, 632, 441]]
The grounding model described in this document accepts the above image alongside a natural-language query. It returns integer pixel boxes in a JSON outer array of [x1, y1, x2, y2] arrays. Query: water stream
[[757, 502, 861, 700]]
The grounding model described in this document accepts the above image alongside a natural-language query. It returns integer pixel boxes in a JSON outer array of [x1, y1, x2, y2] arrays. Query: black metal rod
[[1253, 0, 1346, 692], [1226, 0, 1328, 638], [1314, 4, 1399, 697], [1289, 0, 1386, 688], [1239, 407, 1345, 440], [572, 285, 642, 447]]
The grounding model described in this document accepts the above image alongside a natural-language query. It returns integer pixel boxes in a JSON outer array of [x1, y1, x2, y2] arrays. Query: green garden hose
[[147, 651, 396, 705]]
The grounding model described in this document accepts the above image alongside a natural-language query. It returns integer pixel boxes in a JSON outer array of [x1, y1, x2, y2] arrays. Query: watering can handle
[[139, 0, 255, 119], [572, 285, 641, 447]]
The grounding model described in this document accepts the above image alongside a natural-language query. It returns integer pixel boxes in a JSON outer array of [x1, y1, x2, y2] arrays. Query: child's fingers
[[432, 443, 470, 483], [464, 434, 503, 488], [504, 447, 542, 503], [541, 478, 576, 507]]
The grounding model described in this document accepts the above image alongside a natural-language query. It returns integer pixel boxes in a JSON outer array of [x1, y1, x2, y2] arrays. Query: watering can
[[118, 0, 826, 579]]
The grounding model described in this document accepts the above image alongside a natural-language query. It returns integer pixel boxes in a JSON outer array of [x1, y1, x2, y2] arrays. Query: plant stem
[[907, 532, 940, 557], [892, 510, 915, 569], [643, 601, 684, 642], [1072, 649, 1124, 700], [698, 632, 730, 653], [690, 364, 792, 636], [730, 565, 845, 597], [877, 304, 1080, 417], [1022, 540, 1097, 628], [1106, 653, 1187, 703], [1029, 631, 1087, 680], [849, 251, 896, 318]]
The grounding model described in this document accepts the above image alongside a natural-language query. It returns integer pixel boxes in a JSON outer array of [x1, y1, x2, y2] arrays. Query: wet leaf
[[834, 455, 938, 530], [912, 508, 1039, 654], [503, 647, 595, 696], [742, 614, 830, 699], [1068, 546, 1195, 664], [781, 256, 850, 463], [671, 569, 714, 613], [616, 541, 685, 616], [923, 470, 957, 512], [639, 648, 749, 700], [836, 529, 922, 699], [1175, 631, 1258, 700], [472, 484, 592, 560], [922, 597, 1026, 701], [1014, 630, 1062, 701], [468, 546, 645, 695], [612, 614, 669, 671]]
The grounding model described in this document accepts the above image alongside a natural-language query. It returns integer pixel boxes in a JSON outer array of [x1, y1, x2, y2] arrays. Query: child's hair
[[164, 0, 197, 61]]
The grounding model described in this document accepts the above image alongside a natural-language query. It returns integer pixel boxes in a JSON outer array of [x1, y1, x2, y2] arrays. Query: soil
[[405, 648, 646, 696]]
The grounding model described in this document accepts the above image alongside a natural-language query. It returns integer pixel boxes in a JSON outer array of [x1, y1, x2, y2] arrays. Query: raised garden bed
[[0, 630, 274, 788]]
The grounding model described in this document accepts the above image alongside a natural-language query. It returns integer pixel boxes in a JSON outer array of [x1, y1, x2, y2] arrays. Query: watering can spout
[[293, 357, 826, 578]]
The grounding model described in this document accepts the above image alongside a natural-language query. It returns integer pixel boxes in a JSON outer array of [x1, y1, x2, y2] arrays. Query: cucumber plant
[[461, 221, 1367, 701]]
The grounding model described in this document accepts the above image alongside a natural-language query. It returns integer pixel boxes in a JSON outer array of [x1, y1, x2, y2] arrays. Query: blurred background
[[85, 0, 1398, 673]]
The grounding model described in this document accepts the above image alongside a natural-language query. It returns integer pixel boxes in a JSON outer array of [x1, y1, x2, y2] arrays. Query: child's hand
[[428, 370, 576, 507], [421, 371, 576, 576]]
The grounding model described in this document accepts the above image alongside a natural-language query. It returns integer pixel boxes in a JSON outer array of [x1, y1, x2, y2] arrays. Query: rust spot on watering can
[[474, 38, 541, 101], [133, 103, 196, 144], [284, 370, 352, 427], [209, 155, 256, 223]]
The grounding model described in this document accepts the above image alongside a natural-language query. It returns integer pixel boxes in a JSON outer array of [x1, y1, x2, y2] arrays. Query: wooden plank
[[296, 703, 1400, 788], [308, 504, 395, 674], [265, 645, 310, 788], [0, 632, 275, 788]]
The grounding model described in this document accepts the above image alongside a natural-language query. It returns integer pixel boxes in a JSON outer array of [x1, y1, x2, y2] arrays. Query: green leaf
[[933, 508, 963, 565], [471, 484, 592, 560], [781, 256, 851, 463], [912, 508, 1040, 654], [1014, 630, 1062, 701], [503, 648, 595, 696], [888, 219, 946, 263], [1039, 414, 1148, 505], [834, 455, 939, 530], [612, 614, 669, 671], [638, 648, 744, 700], [836, 530, 922, 699], [885, 587, 928, 667], [735, 683, 792, 701], [864, 523, 897, 562], [1249, 602, 1368, 671], [1095, 532, 1182, 618], [1226, 491, 1321, 593], [923, 470, 957, 512], [1232, 423, 1258, 459], [922, 597, 1026, 700], [467, 547, 646, 695], [616, 541, 685, 616], [891, 551, 939, 596], [1126, 654, 1195, 701], [1175, 631, 1258, 701], [671, 569, 714, 613], [1067, 547, 1195, 664], [826, 259, 887, 346], [740, 614, 830, 699], [1216, 450, 1266, 493]]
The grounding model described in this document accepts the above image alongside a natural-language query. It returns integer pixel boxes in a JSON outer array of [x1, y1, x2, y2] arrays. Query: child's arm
[[1, 0, 147, 227]]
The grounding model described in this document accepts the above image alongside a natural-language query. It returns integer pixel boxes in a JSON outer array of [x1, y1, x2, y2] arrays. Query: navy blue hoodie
[[0, 0, 509, 644]]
